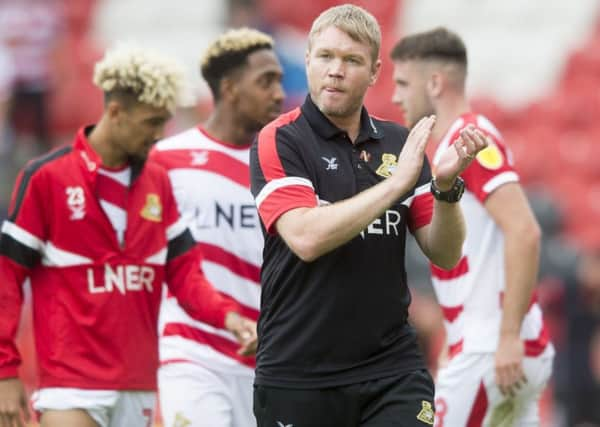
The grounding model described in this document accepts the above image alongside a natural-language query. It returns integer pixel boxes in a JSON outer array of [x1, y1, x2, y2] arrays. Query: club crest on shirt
[[416, 400, 434, 425], [140, 193, 162, 222], [476, 139, 503, 170], [375, 153, 398, 178]]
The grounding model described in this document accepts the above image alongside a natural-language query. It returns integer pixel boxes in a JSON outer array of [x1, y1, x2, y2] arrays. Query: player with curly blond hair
[[0, 44, 257, 427]]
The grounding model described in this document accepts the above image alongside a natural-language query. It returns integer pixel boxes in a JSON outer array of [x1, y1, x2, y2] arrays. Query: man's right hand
[[392, 115, 435, 190], [224, 312, 258, 357], [495, 333, 527, 398], [0, 377, 29, 427]]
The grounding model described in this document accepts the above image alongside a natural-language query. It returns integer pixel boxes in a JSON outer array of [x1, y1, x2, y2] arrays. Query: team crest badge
[[140, 194, 162, 222], [173, 412, 191, 427], [416, 401, 434, 425], [476, 140, 503, 170], [375, 153, 398, 178]]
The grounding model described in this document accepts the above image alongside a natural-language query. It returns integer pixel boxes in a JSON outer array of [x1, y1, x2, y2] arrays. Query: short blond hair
[[93, 44, 184, 112], [200, 27, 274, 100], [308, 4, 381, 63]]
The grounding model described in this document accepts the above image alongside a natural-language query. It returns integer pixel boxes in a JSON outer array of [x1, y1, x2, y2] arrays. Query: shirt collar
[[300, 94, 385, 143], [72, 125, 144, 182], [73, 125, 102, 174]]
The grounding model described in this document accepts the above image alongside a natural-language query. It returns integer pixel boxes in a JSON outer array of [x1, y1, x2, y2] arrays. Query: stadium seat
[[48, 34, 104, 139]]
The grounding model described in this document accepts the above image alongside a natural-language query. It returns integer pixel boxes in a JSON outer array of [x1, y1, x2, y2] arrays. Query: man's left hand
[[434, 124, 488, 190], [495, 333, 527, 397]]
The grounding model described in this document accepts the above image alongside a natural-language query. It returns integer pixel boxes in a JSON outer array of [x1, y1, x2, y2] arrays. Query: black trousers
[[254, 369, 435, 427]]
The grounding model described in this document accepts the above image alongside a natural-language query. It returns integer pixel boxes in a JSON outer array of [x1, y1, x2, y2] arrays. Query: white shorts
[[434, 347, 554, 427], [158, 362, 255, 427], [31, 387, 155, 427]]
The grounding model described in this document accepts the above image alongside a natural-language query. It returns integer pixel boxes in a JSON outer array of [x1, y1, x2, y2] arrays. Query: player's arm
[[413, 197, 466, 270], [164, 226, 257, 355], [162, 181, 257, 355], [0, 256, 31, 427], [275, 174, 419, 262], [0, 168, 46, 427], [413, 126, 488, 269], [266, 117, 435, 262], [486, 182, 541, 396]]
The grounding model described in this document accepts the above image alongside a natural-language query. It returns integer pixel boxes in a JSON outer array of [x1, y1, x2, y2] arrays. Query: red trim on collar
[[73, 126, 102, 174], [197, 126, 252, 150]]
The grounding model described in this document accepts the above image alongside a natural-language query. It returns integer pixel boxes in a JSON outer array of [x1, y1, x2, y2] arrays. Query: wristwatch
[[430, 177, 465, 203]]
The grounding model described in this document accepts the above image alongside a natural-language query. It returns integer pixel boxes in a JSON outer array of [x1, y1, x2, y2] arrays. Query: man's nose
[[327, 58, 344, 78], [273, 82, 285, 103]]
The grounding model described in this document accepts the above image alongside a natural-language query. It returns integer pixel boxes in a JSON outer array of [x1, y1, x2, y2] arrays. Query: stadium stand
[[2, 0, 600, 425]]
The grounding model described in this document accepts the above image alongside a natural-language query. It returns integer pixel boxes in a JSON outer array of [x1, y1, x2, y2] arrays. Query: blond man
[[150, 28, 284, 427], [0, 45, 256, 427], [250, 5, 488, 427]]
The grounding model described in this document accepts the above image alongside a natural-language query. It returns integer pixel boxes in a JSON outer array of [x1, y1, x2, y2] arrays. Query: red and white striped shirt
[[150, 127, 261, 376], [431, 113, 550, 358]]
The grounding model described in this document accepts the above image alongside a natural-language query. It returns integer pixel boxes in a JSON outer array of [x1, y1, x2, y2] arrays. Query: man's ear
[[220, 77, 237, 102], [427, 71, 443, 98], [106, 100, 122, 121], [369, 58, 382, 86]]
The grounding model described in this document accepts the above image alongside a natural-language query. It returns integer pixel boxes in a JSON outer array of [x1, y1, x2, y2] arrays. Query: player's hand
[[392, 115, 435, 189], [434, 124, 488, 191], [224, 312, 258, 356], [494, 333, 527, 397], [0, 377, 29, 427]]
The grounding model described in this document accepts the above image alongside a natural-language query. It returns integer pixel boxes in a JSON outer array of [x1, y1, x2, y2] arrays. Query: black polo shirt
[[250, 95, 434, 388]]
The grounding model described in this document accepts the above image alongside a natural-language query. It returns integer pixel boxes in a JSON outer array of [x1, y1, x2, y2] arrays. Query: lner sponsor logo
[[87, 264, 156, 294]]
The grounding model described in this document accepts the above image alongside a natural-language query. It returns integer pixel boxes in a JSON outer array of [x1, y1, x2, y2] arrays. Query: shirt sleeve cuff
[[215, 299, 242, 329], [0, 364, 19, 379]]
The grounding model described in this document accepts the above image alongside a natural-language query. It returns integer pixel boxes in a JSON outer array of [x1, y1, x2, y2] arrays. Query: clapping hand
[[434, 124, 488, 190]]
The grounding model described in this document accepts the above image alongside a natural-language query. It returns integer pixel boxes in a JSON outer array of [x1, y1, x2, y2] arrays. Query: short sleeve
[[461, 132, 519, 203], [250, 111, 318, 233], [407, 156, 434, 233]]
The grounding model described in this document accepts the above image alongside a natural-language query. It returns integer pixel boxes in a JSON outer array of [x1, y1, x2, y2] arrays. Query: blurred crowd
[[0, 0, 103, 217], [0, 0, 599, 425]]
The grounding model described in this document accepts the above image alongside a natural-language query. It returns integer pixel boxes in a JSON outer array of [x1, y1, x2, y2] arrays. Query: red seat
[[48, 34, 104, 139]]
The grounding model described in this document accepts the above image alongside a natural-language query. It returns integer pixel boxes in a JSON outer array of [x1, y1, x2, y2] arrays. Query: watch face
[[430, 177, 464, 202]]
